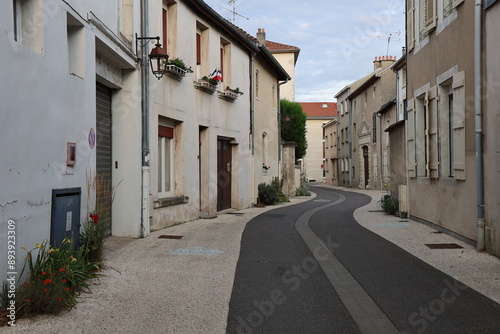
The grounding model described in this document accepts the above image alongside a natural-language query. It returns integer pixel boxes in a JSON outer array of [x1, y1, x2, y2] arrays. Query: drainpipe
[[140, 0, 150, 238], [474, 0, 485, 251], [249, 51, 256, 205]]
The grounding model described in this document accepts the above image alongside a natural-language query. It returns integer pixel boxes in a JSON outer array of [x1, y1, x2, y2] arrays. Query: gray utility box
[[50, 188, 81, 247]]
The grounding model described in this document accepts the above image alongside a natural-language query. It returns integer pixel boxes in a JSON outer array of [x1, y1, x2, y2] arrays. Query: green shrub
[[80, 213, 107, 265], [295, 172, 311, 196], [271, 177, 289, 203], [379, 194, 399, 215], [258, 183, 279, 205]]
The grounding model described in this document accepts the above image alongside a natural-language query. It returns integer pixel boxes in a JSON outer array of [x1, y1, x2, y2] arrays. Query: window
[[438, 71, 465, 179], [120, 0, 134, 41], [162, 7, 168, 51], [13, 0, 44, 54], [158, 121, 174, 196], [420, 0, 437, 38], [372, 113, 377, 143], [67, 13, 85, 78], [161, 1, 177, 55], [196, 22, 208, 78], [220, 38, 231, 86], [407, 0, 415, 50]]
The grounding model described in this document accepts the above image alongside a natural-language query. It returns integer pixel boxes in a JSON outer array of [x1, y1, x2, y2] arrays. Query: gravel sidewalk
[[3, 186, 499, 333]]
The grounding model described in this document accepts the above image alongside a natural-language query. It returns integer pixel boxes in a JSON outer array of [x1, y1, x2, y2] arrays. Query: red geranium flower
[[43, 279, 53, 285], [59, 268, 66, 272], [65, 287, 70, 291]]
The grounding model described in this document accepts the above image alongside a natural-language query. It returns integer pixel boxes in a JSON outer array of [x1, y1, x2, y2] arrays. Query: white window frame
[[158, 120, 175, 197]]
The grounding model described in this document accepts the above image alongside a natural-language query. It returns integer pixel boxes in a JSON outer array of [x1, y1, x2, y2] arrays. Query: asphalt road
[[226, 186, 500, 334]]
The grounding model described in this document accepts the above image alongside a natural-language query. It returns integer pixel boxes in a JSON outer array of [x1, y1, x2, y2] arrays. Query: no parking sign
[[88, 127, 96, 149]]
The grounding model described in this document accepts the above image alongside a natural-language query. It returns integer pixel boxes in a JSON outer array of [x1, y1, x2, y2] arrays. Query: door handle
[[226, 162, 231, 172]]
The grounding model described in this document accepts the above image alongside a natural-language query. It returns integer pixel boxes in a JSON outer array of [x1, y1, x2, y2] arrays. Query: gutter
[[474, 0, 485, 251]]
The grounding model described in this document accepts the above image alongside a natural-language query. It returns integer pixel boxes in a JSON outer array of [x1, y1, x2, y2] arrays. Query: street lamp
[[135, 34, 169, 79]]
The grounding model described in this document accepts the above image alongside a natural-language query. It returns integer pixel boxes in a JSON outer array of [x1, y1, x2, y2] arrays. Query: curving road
[[226, 186, 500, 334]]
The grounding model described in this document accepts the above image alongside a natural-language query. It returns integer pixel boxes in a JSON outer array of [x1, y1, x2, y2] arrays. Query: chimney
[[256, 28, 266, 44], [374, 55, 397, 70]]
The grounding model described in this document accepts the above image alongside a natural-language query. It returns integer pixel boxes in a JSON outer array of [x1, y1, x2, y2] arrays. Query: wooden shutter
[[453, 0, 464, 8], [452, 72, 466, 180], [407, 0, 415, 51], [424, 0, 437, 32], [158, 125, 174, 138], [196, 33, 201, 65], [427, 86, 439, 178], [415, 97, 426, 177], [162, 8, 168, 51], [220, 47, 224, 81], [407, 99, 417, 178]]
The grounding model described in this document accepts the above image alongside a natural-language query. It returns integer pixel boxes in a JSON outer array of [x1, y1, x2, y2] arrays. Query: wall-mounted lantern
[[135, 34, 169, 79]]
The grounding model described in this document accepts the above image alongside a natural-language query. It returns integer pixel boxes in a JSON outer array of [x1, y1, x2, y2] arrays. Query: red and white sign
[[88, 127, 96, 149]]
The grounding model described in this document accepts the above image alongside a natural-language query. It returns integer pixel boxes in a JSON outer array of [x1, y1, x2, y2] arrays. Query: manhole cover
[[425, 243, 463, 249], [158, 235, 183, 239]]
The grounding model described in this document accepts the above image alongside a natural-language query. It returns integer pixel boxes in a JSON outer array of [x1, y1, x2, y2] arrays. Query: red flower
[[42, 272, 46, 275], [43, 279, 53, 285], [89, 214, 99, 224], [43, 288, 48, 292], [51, 273, 56, 277], [62, 279, 67, 283], [22, 282, 29, 287], [65, 287, 70, 291], [25, 299, 30, 302], [59, 268, 66, 272], [57, 297, 62, 301]]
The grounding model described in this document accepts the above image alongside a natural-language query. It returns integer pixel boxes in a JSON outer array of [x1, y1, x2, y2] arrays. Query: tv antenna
[[373, 31, 401, 56], [222, 0, 249, 23]]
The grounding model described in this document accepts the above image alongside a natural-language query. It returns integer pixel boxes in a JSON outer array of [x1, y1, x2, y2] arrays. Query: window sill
[[153, 195, 189, 209]]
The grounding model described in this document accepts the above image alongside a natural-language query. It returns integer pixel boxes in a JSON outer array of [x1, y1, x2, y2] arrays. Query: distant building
[[323, 119, 339, 185], [256, 28, 300, 101], [299, 102, 338, 182], [335, 57, 396, 189]]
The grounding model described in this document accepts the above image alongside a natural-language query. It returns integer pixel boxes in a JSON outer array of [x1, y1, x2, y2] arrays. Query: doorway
[[363, 145, 369, 188], [217, 139, 232, 211]]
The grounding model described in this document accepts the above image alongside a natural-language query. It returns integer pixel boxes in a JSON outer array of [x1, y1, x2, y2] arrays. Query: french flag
[[211, 68, 223, 82]]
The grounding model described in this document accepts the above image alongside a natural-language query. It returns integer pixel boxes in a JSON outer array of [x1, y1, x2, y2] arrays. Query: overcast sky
[[203, 0, 405, 102]]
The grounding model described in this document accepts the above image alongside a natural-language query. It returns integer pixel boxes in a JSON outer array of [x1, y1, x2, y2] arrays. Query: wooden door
[[217, 139, 232, 211]]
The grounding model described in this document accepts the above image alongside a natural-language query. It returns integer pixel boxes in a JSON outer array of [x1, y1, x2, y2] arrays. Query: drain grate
[[425, 243, 463, 249], [158, 235, 183, 239]]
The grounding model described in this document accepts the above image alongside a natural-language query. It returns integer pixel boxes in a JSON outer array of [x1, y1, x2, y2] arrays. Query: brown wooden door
[[217, 139, 232, 211], [363, 146, 369, 188]]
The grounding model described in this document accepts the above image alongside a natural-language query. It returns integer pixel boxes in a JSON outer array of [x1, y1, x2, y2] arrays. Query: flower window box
[[218, 90, 239, 102], [164, 64, 187, 80], [194, 80, 217, 94]]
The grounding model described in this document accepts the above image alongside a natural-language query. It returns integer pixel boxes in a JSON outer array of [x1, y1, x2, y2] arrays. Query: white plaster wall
[[0, 3, 96, 277], [148, 0, 252, 229]]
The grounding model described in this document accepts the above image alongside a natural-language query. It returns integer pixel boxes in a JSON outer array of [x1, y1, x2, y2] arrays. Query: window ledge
[[154, 195, 189, 209]]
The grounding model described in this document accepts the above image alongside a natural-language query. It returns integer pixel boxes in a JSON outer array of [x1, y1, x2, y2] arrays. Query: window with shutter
[[162, 8, 168, 52], [452, 71, 466, 180], [407, 99, 417, 178], [424, 0, 437, 32], [438, 83, 454, 178], [443, 0, 453, 18], [407, 0, 415, 51], [427, 86, 439, 178]]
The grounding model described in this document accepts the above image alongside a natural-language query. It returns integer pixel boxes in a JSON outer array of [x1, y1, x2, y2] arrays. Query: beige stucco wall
[[148, 0, 252, 230], [485, 2, 500, 256], [253, 54, 281, 204], [304, 119, 327, 182], [406, 0, 476, 241], [273, 53, 296, 101], [323, 121, 338, 185]]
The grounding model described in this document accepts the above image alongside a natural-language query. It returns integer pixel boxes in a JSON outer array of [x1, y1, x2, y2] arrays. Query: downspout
[[475, 0, 485, 251], [140, 0, 150, 238], [278, 77, 290, 165], [249, 51, 256, 206]]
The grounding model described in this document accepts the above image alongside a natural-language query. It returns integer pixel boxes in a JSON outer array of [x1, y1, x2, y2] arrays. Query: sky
[[203, 0, 405, 102]]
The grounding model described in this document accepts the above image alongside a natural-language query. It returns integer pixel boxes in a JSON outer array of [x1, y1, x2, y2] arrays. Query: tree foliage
[[280, 99, 307, 159]]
